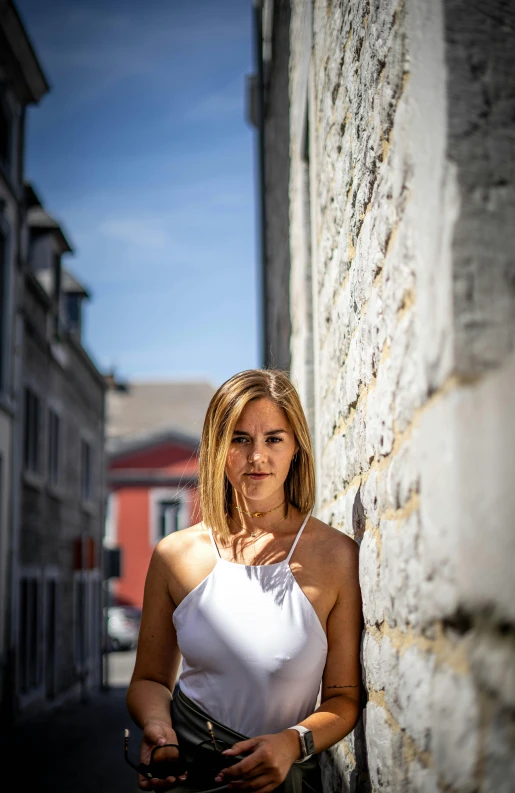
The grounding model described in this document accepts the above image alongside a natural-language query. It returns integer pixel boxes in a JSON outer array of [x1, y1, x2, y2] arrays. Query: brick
[[391, 312, 427, 432], [385, 435, 420, 511], [359, 530, 384, 627], [365, 368, 395, 460], [407, 761, 439, 793], [418, 399, 460, 625], [365, 702, 404, 792], [362, 632, 397, 695], [431, 666, 479, 791], [361, 470, 381, 529], [381, 513, 423, 629], [344, 400, 368, 483], [386, 646, 434, 753]]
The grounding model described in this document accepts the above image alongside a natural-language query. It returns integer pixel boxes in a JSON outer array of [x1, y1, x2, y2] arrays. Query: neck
[[230, 490, 288, 534]]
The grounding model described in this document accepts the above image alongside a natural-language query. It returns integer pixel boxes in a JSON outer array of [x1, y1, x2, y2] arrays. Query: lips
[[247, 473, 269, 480]]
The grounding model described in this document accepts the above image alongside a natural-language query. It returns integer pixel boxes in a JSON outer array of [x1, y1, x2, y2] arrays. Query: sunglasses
[[124, 721, 234, 791]]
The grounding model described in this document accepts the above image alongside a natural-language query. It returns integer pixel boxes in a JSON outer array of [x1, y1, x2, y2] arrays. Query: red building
[[105, 381, 215, 608]]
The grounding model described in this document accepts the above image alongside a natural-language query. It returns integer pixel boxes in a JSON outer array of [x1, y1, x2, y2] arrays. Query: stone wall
[[267, 0, 515, 790]]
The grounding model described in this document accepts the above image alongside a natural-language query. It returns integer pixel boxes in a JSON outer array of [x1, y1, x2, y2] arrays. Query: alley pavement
[[9, 651, 141, 793]]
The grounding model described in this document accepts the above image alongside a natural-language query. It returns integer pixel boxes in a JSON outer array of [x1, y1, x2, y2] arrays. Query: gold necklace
[[228, 512, 286, 538], [233, 499, 285, 519]]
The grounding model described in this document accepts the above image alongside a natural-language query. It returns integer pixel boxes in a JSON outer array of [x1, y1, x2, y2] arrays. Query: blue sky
[[17, 0, 259, 387]]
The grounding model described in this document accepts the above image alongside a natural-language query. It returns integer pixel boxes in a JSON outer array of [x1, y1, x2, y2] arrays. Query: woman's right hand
[[138, 719, 187, 791]]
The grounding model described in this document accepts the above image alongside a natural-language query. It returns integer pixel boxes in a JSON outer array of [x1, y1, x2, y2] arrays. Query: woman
[[126, 369, 362, 793]]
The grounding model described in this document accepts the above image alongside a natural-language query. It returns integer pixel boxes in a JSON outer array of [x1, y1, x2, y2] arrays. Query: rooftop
[[0, 0, 49, 104], [106, 380, 217, 443], [27, 204, 74, 254]]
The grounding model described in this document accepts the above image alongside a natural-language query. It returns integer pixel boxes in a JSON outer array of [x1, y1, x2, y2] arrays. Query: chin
[[245, 482, 278, 497]]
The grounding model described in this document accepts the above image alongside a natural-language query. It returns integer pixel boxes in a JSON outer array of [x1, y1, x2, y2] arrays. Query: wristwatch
[[287, 725, 315, 763]]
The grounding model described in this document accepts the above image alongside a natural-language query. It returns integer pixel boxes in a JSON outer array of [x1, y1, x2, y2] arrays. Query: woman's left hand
[[215, 729, 300, 793]]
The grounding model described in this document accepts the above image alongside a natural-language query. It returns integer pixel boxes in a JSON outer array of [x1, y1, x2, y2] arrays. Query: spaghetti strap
[[286, 512, 311, 563], [207, 526, 221, 559]]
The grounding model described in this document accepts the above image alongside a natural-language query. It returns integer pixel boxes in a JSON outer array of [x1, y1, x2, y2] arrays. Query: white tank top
[[172, 513, 328, 737]]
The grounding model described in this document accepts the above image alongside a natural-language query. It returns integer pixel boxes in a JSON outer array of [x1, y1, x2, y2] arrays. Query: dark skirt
[[170, 688, 322, 793]]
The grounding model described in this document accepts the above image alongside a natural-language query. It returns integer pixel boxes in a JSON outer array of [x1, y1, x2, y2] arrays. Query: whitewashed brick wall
[[283, 0, 515, 790]]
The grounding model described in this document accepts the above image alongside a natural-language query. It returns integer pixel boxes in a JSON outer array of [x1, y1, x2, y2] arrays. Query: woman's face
[[225, 397, 298, 504]]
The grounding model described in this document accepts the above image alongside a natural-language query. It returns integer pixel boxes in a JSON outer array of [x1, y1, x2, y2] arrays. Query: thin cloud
[[185, 82, 244, 123], [21, 0, 249, 121], [100, 218, 170, 248]]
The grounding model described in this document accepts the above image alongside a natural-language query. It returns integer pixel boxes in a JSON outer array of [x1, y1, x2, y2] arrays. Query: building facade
[[105, 380, 215, 609], [107, 431, 201, 609], [11, 183, 106, 716], [256, 1, 515, 791], [0, 0, 49, 720]]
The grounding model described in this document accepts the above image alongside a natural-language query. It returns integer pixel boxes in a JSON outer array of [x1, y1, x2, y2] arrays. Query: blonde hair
[[198, 369, 315, 539]]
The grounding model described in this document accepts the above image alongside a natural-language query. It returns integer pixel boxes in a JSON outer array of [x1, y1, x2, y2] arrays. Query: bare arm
[[126, 543, 183, 790], [300, 535, 363, 750]]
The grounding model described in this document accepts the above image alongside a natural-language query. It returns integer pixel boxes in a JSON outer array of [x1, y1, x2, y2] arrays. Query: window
[[150, 489, 186, 545], [157, 499, 181, 540], [0, 226, 6, 393], [73, 572, 88, 677], [80, 439, 92, 502], [48, 409, 60, 486], [65, 293, 82, 336], [44, 574, 60, 699], [19, 573, 43, 694], [24, 387, 42, 474], [53, 254, 61, 337], [0, 94, 13, 172], [73, 570, 101, 686]]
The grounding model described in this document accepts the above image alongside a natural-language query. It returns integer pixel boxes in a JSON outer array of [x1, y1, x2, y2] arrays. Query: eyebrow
[[233, 429, 288, 436]]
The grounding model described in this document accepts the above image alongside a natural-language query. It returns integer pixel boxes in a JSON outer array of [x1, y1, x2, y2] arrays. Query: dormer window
[[65, 292, 82, 338]]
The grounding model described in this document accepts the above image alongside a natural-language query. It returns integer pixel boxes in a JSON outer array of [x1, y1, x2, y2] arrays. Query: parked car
[[106, 606, 141, 651]]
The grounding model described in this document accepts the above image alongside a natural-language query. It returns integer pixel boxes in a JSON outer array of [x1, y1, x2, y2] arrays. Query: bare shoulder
[[153, 522, 212, 571], [156, 522, 205, 553], [306, 516, 359, 573]]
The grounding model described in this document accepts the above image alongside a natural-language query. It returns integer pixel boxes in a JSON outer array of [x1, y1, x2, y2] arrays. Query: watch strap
[[287, 725, 315, 763]]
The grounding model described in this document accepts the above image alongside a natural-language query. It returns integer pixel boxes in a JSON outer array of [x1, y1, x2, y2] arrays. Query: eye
[[267, 437, 283, 443], [232, 436, 249, 444]]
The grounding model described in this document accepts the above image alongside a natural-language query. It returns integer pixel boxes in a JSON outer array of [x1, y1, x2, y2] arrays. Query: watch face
[[304, 730, 315, 756]]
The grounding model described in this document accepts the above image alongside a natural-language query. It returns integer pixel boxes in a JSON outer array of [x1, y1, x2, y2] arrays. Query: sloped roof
[[34, 266, 89, 299], [106, 380, 217, 443], [27, 204, 73, 253], [0, 1, 49, 103], [62, 268, 89, 297], [107, 428, 200, 459]]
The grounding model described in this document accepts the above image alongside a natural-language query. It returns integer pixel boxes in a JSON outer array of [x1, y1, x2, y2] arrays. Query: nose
[[248, 449, 262, 463]]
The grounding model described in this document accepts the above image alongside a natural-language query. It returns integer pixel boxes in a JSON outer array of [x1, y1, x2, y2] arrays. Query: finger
[[227, 771, 268, 787], [151, 744, 181, 763], [219, 755, 263, 779], [167, 772, 188, 785], [144, 727, 169, 746], [150, 777, 177, 789], [227, 767, 263, 782], [222, 737, 261, 756]]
